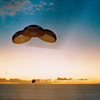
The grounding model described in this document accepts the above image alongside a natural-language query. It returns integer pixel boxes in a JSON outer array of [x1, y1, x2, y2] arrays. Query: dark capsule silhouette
[[32, 79, 36, 83]]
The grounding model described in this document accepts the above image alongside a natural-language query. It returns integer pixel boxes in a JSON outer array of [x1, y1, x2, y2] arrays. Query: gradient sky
[[0, 0, 100, 80]]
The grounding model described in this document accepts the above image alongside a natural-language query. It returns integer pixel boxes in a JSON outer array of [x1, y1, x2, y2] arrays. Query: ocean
[[0, 84, 100, 100]]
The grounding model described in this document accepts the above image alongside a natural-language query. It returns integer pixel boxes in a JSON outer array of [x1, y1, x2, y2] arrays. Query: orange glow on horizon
[[0, 38, 100, 80], [0, 78, 100, 84]]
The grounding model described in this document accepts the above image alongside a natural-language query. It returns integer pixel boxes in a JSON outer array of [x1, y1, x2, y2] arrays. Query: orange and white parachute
[[39, 29, 57, 43], [12, 25, 57, 44], [12, 30, 31, 44], [23, 25, 44, 37]]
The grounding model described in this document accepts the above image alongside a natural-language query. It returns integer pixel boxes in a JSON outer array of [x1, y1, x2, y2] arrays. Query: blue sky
[[0, 0, 100, 80]]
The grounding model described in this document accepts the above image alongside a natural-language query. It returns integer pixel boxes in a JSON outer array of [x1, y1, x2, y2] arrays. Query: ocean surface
[[0, 84, 100, 100]]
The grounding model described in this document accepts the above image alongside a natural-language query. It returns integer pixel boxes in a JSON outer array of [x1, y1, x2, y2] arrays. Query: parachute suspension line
[[12, 24, 57, 81], [33, 49, 42, 79]]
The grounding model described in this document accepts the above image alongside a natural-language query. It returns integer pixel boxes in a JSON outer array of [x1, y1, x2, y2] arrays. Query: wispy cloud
[[43, 3, 47, 5], [0, 0, 34, 17], [5, 25, 9, 27], [49, 3, 54, 6], [0, 0, 56, 17], [40, 1, 43, 4], [37, 1, 55, 11], [39, 5, 43, 7], [36, 8, 40, 11]]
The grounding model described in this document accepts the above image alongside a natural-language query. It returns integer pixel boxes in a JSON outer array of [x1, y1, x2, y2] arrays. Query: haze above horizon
[[0, 0, 100, 81]]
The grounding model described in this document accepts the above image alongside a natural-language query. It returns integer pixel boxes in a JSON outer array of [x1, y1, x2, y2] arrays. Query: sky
[[0, 0, 100, 81]]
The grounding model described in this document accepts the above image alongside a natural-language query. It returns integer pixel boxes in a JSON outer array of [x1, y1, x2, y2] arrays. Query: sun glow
[[0, 42, 100, 81]]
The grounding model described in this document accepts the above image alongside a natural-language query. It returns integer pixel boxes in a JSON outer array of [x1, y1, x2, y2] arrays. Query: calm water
[[0, 84, 100, 100]]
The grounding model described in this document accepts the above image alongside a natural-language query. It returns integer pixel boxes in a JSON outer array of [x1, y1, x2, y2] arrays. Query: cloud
[[0, 0, 56, 17], [43, 3, 47, 5], [5, 25, 9, 27], [0, 0, 34, 17], [49, 3, 54, 6], [40, 1, 43, 4], [38, 2, 47, 9], [37, 1, 55, 11], [0, 78, 7, 82], [39, 5, 42, 7], [9, 11, 16, 16], [76, 78, 88, 80], [36, 8, 40, 11], [0, 78, 31, 84], [57, 77, 73, 80]]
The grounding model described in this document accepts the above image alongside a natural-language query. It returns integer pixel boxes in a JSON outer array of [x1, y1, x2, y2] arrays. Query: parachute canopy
[[12, 30, 31, 44], [23, 25, 44, 37], [39, 29, 57, 43], [12, 25, 57, 44]]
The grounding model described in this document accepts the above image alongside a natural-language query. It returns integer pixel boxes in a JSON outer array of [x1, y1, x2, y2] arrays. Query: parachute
[[23, 25, 44, 37], [39, 29, 56, 43], [12, 25, 57, 44], [12, 30, 31, 44]]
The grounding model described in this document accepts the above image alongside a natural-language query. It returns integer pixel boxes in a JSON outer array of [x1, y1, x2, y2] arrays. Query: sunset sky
[[0, 0, 100, 81]]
